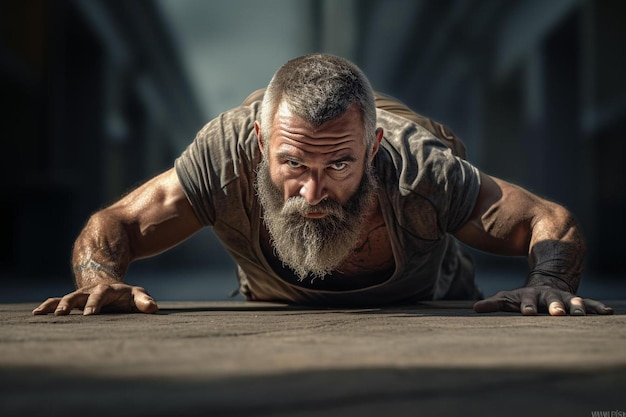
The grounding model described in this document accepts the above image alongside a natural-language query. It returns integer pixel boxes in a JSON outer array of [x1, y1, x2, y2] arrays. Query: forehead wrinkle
[[275, 141, 356, 158], [270, 100, 366, 158], [275, 120, 358, 142], [273, 103, 363, 139], [281, 134, 356, 150]]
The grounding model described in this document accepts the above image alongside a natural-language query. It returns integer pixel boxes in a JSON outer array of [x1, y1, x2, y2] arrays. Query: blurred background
[[1, 0, 625, 302]]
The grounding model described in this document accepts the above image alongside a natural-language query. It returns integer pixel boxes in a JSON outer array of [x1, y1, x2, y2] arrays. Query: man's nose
[[299, 172, 328, 205]]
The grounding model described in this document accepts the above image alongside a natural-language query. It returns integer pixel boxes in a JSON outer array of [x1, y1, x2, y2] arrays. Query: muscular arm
[[34, 168, 204, 315], [73, 168, 203, 287], [454, 172, 584, 293]]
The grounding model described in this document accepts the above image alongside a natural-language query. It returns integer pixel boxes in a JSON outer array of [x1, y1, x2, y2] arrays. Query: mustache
[[281, 196, 346, 220]]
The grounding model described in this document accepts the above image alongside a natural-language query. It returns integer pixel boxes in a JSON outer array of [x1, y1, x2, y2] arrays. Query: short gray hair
[[260, 54, 377, 153]]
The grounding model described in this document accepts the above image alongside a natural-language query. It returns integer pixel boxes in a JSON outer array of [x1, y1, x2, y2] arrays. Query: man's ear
[[369, 128, 384, 160], [254, 121, 265, 154]]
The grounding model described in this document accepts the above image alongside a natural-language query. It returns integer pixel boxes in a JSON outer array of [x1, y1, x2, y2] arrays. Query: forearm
[[456, 174, 585, 293], [72, 211, 133, 288], [525, 207, 585, 293]]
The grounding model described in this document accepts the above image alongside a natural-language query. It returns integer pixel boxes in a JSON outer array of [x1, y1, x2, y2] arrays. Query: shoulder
[[195, 102, 260, 146], [376, 108, 457, 174], [375, 103, 467, 159], [186, 103, 261, 171], [176, 102, 261, 189], [377, 108, 449, 152], [174, 103, 261, 224], [375, 108, 479, 200]]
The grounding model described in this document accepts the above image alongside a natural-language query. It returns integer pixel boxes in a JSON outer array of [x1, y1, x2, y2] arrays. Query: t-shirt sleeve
[[174, 105, 259, 226], [175, 131, 215, 225], [442, 157, 481, 232], [397, 142, 481, 236], [381, 112, 481, 236]]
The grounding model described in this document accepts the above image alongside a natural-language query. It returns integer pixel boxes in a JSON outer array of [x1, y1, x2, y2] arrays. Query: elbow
[[73, 208, 135, 265]]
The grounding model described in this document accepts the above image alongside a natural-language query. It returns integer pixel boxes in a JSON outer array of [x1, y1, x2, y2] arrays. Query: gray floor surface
[[1, 299, 625, 417]]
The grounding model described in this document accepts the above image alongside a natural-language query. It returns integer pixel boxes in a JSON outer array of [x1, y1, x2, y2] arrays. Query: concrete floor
[[1, 299, 625, 417]]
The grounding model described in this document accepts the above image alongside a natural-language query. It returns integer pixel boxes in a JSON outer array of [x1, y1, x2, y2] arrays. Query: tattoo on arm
[[73, 259, 122, 281]]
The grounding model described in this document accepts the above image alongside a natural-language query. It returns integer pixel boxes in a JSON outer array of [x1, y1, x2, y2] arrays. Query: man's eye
[[286, 160, 302, 168], [330, 162, 347, 171]]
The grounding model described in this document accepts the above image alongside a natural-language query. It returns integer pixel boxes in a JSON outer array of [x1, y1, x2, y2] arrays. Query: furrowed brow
[[275, 151, 302, 161], [328, 155, 357, 164]]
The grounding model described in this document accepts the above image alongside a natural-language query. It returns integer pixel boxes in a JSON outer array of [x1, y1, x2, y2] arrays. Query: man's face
[[254, 102, 380, 281]]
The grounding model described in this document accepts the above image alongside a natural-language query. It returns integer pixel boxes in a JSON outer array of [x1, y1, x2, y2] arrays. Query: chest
[[334, 209, 395, 277]]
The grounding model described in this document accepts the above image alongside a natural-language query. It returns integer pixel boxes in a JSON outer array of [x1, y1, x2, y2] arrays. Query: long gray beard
[[254, 157, 378, 281]]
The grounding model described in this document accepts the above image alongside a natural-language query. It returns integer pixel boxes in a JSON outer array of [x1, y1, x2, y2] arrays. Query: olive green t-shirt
[[175, 101, 481, 305]]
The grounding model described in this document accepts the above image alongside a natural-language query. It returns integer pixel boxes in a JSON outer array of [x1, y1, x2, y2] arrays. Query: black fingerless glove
[[525, 240, 583, 294]]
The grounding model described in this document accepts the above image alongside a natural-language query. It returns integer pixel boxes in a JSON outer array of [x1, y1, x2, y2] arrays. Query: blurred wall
[[1, 0, 625, 286], [0, 0, 211, 282]]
